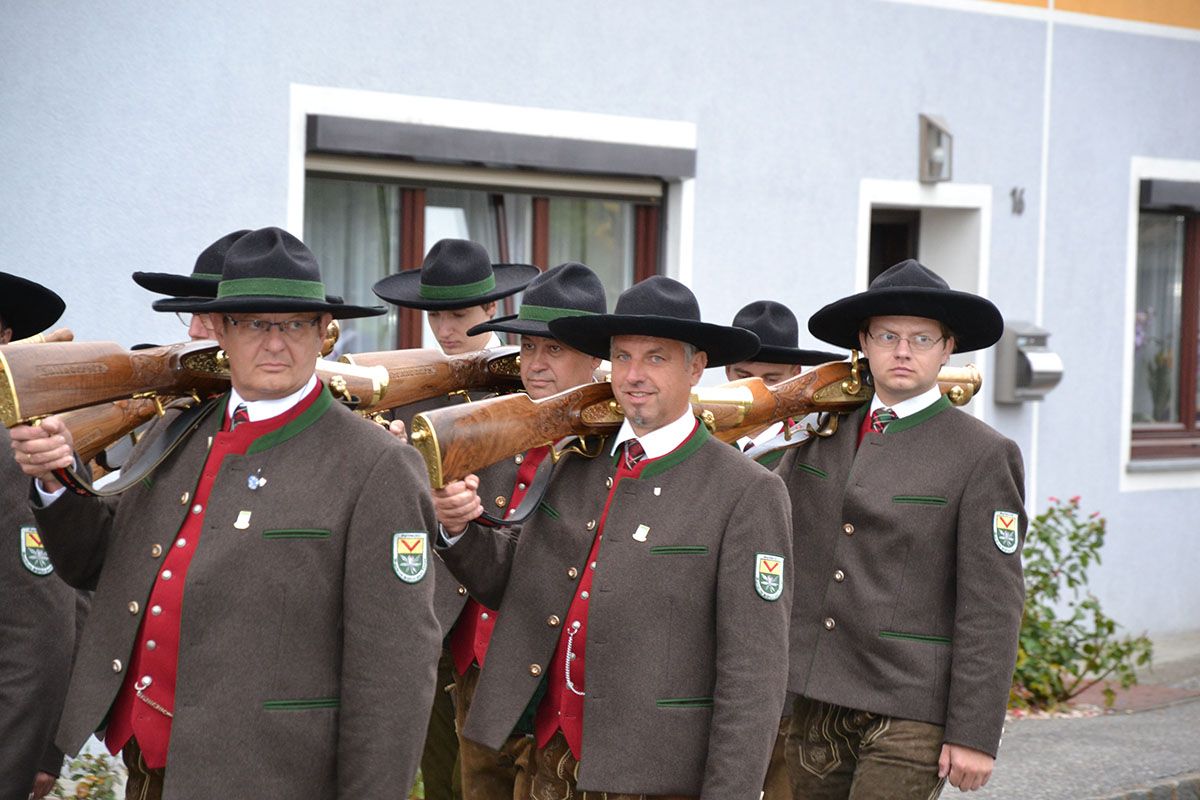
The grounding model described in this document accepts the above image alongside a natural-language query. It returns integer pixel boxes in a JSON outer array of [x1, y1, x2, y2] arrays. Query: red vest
[[450, 445, 551, 676], [105, 383, 322, 768], [533, 427, 696, 759]]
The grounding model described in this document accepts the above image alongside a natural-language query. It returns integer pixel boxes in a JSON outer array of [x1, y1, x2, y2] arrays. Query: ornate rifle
[[338, 346, 522, 414], [410, 359, 982, 488]]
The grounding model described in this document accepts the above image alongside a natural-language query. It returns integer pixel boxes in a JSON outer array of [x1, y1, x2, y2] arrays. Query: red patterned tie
[[230, 403, 250, 430], [869, 407, 896, 433], [623, 440, 646, 470]]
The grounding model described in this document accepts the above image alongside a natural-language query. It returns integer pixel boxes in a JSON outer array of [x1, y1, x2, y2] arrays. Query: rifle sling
[[475, 448, 559, 528], [55, 398, 222, 497]]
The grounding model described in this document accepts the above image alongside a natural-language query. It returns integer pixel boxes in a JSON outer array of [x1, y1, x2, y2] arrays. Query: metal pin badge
[[247, 470, 267, 491], [234, 510, 252, 530], [653, 487, 662, 496], [632, 524, 650, 542]]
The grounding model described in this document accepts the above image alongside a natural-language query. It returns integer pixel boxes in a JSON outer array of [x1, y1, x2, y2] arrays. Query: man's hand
[[30, 770, 57, 799], [432, 474, 483, 536], [386, 418, 407, 445], [938, 742, 994, 791], [10, 416, 75, 493]]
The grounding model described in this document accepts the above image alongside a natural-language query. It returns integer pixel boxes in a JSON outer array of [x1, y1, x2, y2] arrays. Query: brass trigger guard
[[551, 435, 605, 464]]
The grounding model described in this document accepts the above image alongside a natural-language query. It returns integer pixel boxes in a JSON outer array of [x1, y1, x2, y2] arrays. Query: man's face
[[427, 302, 496, 355], [724, 360, 801, 386], [519, 335, 600, 400], [184, 313, 214, 341], [858, 314, 953, 405], [610, 335, 707, 436], [211, 312, 331, 401]]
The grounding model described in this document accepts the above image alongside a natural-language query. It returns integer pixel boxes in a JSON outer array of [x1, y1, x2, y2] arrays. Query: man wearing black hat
[[443, 261, 606, 799], [374, 237, 538, 800], [10, 228, 442, 798], [727, 300, 844, 465], [133, 229, 250, 340], [432, 275, 792, 799], [0, 273, 81, 800], [778, 260, 1026, 798]]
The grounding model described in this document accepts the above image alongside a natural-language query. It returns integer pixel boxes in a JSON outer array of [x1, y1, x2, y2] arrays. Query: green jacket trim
[[633, 421, 711, 481], [892, 495, 948, 506], [247, 385, 334, 455], [263, 697, 340, 711], [885, 395, 951, 435], [263, 529, 332, 539], [649, 545, 709, 556], [754, 449, 785, 468], [537, 501, 561, 520], [879, 630, 952, 646], [656, 696, 714, 708], [795, 462, 828, 479]]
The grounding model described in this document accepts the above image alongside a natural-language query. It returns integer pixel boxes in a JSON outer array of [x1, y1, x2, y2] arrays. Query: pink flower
[[1048, 496, 1060, 503], [1070, 495, 1081, 504]]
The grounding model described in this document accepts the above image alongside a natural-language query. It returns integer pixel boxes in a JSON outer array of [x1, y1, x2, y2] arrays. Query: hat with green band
[[468, 261, 607, 338], [151, 227, 383, 320], [132, 230, 250, 299], [372, 238, 539, 311]]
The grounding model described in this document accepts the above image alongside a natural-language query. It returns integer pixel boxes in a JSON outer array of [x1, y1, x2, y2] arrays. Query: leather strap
[[55, 399, 222, 497], [476, 448, 559, 528]]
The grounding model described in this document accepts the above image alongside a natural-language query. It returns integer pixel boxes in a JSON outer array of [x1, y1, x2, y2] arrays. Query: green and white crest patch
[[20, 526, 53, 576], [756, 553, 784, 601], [992, 510, 1019, 554], [392, 532, 428, 583]]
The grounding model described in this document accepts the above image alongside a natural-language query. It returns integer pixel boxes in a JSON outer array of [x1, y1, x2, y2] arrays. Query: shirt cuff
[[438, 523, 466, 548], [34, 480, 67, 507]]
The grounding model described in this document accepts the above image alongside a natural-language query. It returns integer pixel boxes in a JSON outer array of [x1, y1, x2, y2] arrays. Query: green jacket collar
[[885, 394, 950, 435], [246, 385, 334, 455], [610, 418, 712, 480]]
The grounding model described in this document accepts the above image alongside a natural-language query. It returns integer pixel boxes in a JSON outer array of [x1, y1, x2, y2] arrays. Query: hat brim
[[467, 314, 555, 339], [808, 287, 1003, 353], [548, 314, 760, 367], [0, 274, 65, 339], [373, 263, 540, 310], [133, 272, 223, 298], [750, 345, 847, 365], [152, 295, 385, 320]]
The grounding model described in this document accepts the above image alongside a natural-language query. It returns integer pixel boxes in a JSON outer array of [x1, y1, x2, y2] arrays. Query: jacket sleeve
[[944, 436, 1027, 757], [701, 471, 794, 799], [434, 520, 520, 610], [336, 444, 442, 798]]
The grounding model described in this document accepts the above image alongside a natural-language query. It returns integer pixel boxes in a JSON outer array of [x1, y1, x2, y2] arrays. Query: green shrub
[[1011, 496, 1152, 710]]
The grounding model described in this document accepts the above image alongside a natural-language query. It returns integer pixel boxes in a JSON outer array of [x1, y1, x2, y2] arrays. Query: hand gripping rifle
[[409, 357, 983, 492]]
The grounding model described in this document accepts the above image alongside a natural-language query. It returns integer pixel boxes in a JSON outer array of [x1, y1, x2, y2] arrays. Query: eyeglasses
[[866, 330, 946, 352], [223, 315, 322, 339], [175, 312, 193, 327]]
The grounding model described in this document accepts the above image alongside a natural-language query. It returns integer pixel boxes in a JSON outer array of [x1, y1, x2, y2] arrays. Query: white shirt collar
[[870, 383, 942, 419], [227, 374, 319, 424], [610, 408, 698, 460]]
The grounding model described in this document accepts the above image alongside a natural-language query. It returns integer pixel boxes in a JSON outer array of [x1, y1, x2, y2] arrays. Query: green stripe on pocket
[[656, 696, 714, 708], [796, 463, 828, 479], [263, 697, 340, 711], [538, 502, 560, 520], [891, 495, 948, 506], [879, 631, 951, 645], [263, 529, 332, 539], [649, 545, 709, 556]]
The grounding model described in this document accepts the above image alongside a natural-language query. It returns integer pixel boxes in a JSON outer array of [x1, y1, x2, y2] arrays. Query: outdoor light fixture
[[919, 113, 952, 183]]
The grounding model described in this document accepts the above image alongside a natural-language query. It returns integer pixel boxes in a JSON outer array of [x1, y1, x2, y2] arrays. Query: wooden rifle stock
[[0, 340, 229, 427], [410, 360, 983, 487], [339, 346, 522, 413], [62, 397, 166, 464]]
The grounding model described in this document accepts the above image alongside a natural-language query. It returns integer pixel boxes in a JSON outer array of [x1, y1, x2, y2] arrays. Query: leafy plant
[[51, 752, 122, 800], [1010, 496, 1153, 710]]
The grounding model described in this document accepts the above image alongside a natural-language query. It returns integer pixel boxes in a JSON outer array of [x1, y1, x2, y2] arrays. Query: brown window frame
[[1131, 213, 1200, 461]]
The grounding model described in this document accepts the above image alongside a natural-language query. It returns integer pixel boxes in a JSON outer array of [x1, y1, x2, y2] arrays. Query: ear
[[209, 314, 228, 348], [688, 349, 708, 386], [942, 336, 956, 365], [482, 301, 497, 319], [789, 364, 803, 377], [857, 328, 870, 352]]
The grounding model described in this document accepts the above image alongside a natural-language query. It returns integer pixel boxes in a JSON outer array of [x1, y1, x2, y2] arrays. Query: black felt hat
[[468, 261, 607, 339], [808, 259, 1003, 353], [152, 227, 384, 320], [0, 272, 65, 340], [731, 301, 845, 365], [132, 230, 251, 298], [372, 238, 539, 311], [548, 275, 759, 367]]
